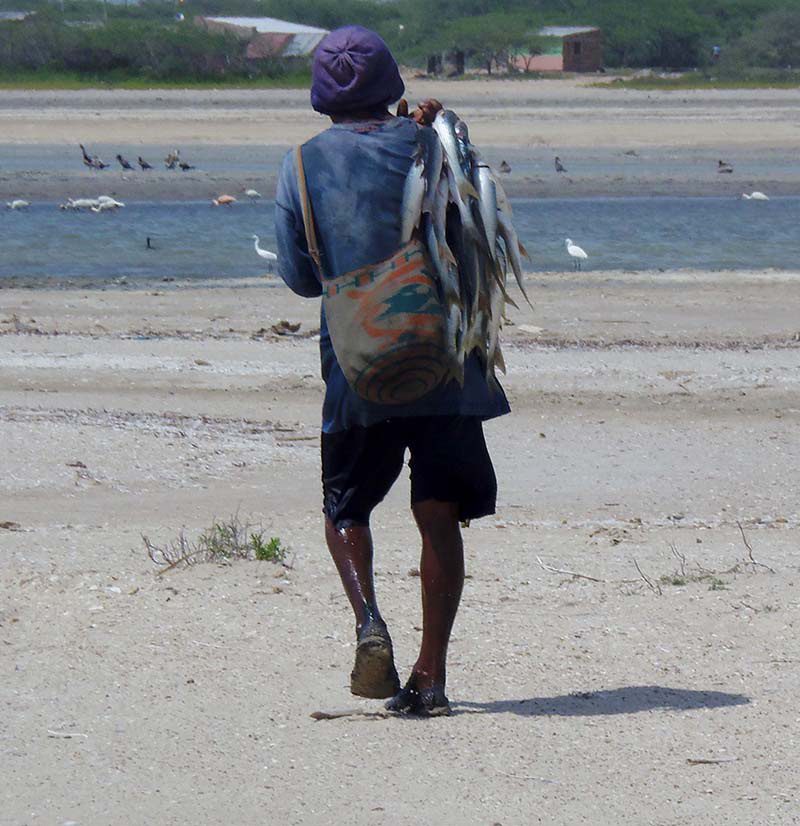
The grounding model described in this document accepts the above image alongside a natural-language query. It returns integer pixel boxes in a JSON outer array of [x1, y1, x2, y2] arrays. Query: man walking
[[275, 26, 509, 716]]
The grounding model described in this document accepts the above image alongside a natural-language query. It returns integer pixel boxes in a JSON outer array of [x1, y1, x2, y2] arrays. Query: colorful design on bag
[[323, 240, 450, 405]]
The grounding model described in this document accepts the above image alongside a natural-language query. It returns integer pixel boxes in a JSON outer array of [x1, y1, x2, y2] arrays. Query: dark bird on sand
[[498, 160, 512, 174], [178, 160, 195, 171], [138, 156, 153, 170], [116, 154, 134, 170], [554, 156, 567, 173], [718, 159, 734, 174], [79, 144, 108, 170]]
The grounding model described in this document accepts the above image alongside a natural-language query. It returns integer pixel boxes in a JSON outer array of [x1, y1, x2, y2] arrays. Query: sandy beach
[[2, 74, 800, 824], [3, 78, 800, 200], [2, 268, 799, 824]]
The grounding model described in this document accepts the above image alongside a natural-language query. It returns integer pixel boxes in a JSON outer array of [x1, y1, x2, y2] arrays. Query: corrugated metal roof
[[203, 16, 328, 35], [284, 31, 327, 56], [539, 26, 599, 37]]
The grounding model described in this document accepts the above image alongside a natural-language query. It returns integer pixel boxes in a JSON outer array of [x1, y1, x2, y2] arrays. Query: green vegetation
[[143, 513, 288, 572], [0, 0, 798, 85], [253, 535, 288, 563]]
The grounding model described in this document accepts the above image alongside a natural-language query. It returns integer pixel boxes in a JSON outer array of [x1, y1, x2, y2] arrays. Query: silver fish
[[400, 141, 425, 243], [497, 210, 533, 308], [418, 127, 443, 216], [433, 110, 479, 202], [445, 161, 482, 248], [474, 164, 499, 260]]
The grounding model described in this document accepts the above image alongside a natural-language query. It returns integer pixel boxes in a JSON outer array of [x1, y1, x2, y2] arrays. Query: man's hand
[[412, 98, 443, 125]]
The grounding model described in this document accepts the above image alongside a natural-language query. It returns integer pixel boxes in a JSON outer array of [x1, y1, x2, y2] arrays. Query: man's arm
[[274, 150, 323, 298]]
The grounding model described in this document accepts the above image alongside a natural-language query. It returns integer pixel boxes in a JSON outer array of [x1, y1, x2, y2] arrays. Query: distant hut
[[537, 26, 603, 72], [196, 16, 329, 61]]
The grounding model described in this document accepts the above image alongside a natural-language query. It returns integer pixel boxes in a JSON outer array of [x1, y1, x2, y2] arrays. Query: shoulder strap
[[294, 145, 323, 276]]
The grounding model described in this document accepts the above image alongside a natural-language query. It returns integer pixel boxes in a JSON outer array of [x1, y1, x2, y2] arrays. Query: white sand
[[2, 271, 799, 824]]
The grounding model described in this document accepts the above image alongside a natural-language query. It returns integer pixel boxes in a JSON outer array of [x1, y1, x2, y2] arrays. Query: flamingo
[[6, 199, 29, 209], [742, 191, 769, 200], [212, 194, 236, 206], [252, 235, 277, 261], [565, 238, 588, 270]]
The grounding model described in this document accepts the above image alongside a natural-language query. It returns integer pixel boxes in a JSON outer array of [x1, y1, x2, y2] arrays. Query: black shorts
[[321, 415, 497, 528]]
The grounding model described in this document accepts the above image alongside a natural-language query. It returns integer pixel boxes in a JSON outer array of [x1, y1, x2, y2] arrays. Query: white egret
[[6, 199, 29, 209], [244, 188, 262, 200], [742, 191, 769, 200], [565, 238, 588, 270], [97, 195, 124, 208], [66, 198, 100, 209], [252, 235, 277, 262]]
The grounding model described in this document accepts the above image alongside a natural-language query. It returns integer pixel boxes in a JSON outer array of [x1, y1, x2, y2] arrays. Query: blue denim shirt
[[275, 116, 510, 434]]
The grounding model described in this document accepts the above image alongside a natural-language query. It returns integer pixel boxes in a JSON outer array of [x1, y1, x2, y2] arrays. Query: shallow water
[[1, 196, 797, 281]]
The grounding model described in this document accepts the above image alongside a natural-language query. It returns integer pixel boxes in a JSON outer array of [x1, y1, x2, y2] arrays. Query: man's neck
[[330, 108, 393, 124]]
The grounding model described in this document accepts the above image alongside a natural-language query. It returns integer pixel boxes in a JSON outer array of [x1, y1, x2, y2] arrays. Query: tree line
[[0, 0, 797, 80]]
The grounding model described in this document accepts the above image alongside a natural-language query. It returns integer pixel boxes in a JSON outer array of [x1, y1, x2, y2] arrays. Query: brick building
[[539, 26, 603, 72]]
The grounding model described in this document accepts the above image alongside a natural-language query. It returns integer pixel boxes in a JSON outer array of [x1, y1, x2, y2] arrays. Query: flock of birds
[[4, 148, 775, 270], [79, 144, 197, 172]]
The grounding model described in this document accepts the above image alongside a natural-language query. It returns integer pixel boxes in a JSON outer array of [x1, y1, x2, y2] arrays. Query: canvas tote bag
[[295, 145, 449, 405]]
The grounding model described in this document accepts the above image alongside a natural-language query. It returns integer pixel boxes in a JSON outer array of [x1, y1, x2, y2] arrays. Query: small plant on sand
[[143, 512, 288, 574], [252, 535, 287, 563]]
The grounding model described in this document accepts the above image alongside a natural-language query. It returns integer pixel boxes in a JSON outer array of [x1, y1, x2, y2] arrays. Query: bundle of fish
[[401, 108, 532, 385]]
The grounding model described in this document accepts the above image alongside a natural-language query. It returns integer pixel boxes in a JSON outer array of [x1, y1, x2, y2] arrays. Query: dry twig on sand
[[632, 557, 662, 595], [736, 520, 776, 574], [536, 556, 605, 583]]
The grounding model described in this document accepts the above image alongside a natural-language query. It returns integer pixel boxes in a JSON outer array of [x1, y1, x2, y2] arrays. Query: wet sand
[[2, 272, 799, 824], [3, 79, 800, 200]]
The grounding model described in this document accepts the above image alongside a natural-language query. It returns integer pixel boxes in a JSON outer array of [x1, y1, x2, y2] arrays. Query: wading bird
[[565, 238, 588, 270], [138, 156, 153, 170], [165, 149, 180, 170], [252, 234, 277, 261], [742, 191, 769, 200], [498, 160, 512, 174], [178, 160, 195, 171], [244, 188, 262, 200], [79, 144, 108, 169], [212, 194, 236, 206], [554, 156, 567, 173], [718, 159, 734, 174], [116, 154, 134, 170], [6, 199, 29, 209]]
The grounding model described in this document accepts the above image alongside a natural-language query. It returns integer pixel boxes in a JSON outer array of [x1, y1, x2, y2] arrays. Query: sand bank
[[2, 272, 799, 823]]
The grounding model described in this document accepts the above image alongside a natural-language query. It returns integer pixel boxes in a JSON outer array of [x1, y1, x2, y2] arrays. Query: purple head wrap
[[311, 25, 405, 116]]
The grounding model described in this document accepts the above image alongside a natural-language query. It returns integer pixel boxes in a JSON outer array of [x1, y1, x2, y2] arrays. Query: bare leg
[[324, 518, 399, 699], [411, 500, 464, 692], [324, 518, 381, 634], [385, 499, 464, 714]]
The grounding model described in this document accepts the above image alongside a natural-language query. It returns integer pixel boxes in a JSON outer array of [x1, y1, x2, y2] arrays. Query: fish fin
[[459, 180, 480, 201], [494, 345, 507, 375]]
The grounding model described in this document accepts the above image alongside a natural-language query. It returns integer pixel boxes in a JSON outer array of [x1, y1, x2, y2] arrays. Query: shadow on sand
[[455, 685, 749, 717]]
